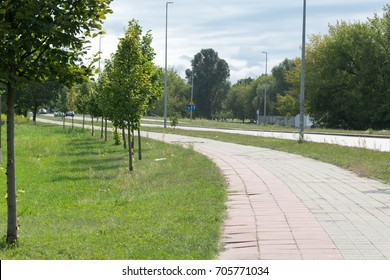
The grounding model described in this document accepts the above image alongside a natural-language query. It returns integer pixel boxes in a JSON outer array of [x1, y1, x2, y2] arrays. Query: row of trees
[[1, 0, 113, 245], [0, 2, 162, 246], [152, 5, 389, 130], [150, 54, 295, 123]]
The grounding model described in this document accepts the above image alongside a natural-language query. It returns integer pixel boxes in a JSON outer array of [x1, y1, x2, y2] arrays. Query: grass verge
[[0, 123, 227, 259], [143, 127, 390, 185]]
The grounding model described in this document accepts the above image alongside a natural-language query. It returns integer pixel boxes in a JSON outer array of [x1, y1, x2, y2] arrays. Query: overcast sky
[[90, 0, 388, 83]]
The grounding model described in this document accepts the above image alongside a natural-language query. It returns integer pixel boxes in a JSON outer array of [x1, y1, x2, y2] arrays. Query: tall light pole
[[262, 51, 268, 125], [299, 0, 307, 142], [98, 35, 104, 74], [163, 1, 173, 128], [190, 69, 194, 123]]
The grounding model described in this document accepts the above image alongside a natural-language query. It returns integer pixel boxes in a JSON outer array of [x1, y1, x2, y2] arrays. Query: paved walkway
[[144, 131, 390, 260]]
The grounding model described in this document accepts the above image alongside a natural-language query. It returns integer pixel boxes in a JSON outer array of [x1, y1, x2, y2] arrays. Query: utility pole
[[299, 0, 307, 142], [163, 2, 174, 128], [262, 51, 268, 125]]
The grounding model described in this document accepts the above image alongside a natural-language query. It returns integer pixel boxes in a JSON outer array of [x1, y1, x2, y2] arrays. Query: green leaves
[[0, 0, 113, 85], [282, 5, 390, 130], [96, 19, 163, 129]]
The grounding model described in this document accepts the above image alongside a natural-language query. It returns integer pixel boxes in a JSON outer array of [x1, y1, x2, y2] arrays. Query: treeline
[[2, 20, 163, 172], [151, 5, 390, 130]]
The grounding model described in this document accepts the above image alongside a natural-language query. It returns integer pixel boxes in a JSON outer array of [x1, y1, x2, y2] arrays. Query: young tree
[[106, 20, 163, 171], [0, 0, 112, 244], [75, 81, 93, 129]]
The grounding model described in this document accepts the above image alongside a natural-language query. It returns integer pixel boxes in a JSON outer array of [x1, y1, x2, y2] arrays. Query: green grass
[[0, 123, 227, 259], [143, 127, 390, 185], [36, 114, 390, 183]]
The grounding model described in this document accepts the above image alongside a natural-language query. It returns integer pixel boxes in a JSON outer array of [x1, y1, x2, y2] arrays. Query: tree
[[186, 49, 230, 119], [101, 20, 163, 171], [74, 81, 93, 129], [276, 57, 301, 117], [272, 58, 296, 96], [305, 6, 390, 129], [225, 78, 253, 122], [15, 80, 61, 121], [54, 86, 70, 128], [151, 68, 191, 118], [0, 0, 112, 244]]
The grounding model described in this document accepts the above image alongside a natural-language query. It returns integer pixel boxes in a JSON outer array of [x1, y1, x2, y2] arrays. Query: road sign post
[[187, 100, 196, 122]]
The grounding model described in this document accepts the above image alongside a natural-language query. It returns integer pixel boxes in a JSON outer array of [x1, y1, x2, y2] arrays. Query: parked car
[[38, 108, 47, 114], [66, 111, 75, 117]]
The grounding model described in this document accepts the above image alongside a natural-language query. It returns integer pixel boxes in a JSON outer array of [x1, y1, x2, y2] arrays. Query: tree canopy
[[186, 49, 230, 119], [300, 5, 390, 129]]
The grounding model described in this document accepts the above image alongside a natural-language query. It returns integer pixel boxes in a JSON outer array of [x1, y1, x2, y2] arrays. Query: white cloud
[[88, 0, 388, 83]]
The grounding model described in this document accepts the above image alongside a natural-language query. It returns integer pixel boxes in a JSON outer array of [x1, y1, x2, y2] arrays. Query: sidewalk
[[144, 131, 390, 260]]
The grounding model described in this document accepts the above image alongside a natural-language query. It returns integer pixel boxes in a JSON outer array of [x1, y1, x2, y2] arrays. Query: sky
[[89, 0, 388, 83]]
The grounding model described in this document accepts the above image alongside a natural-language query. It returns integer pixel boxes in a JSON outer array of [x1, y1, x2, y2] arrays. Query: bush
[[1, 114, 30, 125], [170, 115, 179, 128]]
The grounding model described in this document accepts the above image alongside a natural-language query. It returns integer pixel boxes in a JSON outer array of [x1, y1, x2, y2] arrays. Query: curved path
[[144, 131, 390, 260]]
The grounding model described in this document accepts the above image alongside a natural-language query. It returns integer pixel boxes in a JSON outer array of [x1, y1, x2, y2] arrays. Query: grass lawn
[[0, 123, 227, 259]]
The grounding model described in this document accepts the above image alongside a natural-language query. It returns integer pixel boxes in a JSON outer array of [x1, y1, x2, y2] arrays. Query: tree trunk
[[62, 116, 65, 128], [131, 127, 135, 149], [122, 127, 127, 149], [104, 118, 108, 142], [91, 116, 94, 136], [100, 117, 103, 139], [6, 81, 18, 244], [82, 114, 85, 129], [0, 94, 2, 163], [33, 103, 38, 123], [127, 124, 133, 171], [138, 127, 142, 160], [72, 116, 74, 128]]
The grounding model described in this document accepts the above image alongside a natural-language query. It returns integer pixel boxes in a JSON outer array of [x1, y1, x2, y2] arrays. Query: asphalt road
[[40, 115, 390, 152]]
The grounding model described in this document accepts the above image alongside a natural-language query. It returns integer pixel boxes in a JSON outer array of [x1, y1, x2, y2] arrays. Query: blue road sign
[[187, 104, 196, 110]]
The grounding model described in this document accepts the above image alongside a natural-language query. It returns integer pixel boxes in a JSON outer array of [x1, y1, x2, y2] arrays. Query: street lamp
[[163, 1, 174, 128], [190, 69, 194, 123], [299, 0, 306, 142], [262, 51, 268, 125], [98, 35, 104, 74]]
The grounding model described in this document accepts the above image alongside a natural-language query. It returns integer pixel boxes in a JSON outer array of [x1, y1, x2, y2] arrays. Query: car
[[54, 112, 64, 117], [66, 111, 75, 117], [38, 108, 47, 114]]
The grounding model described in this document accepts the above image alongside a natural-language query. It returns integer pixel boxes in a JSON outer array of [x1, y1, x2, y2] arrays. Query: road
[[42, 115, 390, 152]]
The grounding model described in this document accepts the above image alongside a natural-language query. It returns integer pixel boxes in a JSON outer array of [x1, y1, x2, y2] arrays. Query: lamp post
[[262, 51, 268, 125], [98, 35, 104, 74], [190, 69, 194, 123], [299, 0, 306, 142], [163, 1, 174, 128]]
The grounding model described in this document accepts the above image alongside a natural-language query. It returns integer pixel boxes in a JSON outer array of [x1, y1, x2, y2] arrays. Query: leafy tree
[[272, 58, 296, 97], [303, 5, 390, 129], [86, 83, 102, 136], [151, 69, 191, 118], [102, 20, 163, 171], [15, 80, 61, 121], [0, 0, 112, 244], [225, 78, 253, 122], [186, 49, 230, 119], [277, 57, 302, 117], [74, 81, 94, 129]]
